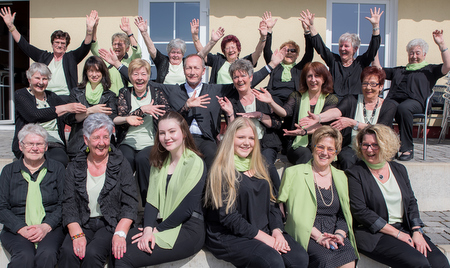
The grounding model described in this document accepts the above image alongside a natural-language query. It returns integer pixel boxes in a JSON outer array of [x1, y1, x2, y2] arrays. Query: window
[[139, 0, 209, 80], [326, 0, 398, 67]]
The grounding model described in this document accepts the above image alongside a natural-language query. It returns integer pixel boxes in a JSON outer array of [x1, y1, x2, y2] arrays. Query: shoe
[[398, 150, 414, 161]]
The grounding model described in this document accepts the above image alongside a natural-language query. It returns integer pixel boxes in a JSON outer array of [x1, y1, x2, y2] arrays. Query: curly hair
[[353, 124, 400, 162], [299, 62, 334, 94], [311, 126, 343, 155], [280, 40, 300, 53], [361, 66, 386, 85], [221, 35, 242, 54]]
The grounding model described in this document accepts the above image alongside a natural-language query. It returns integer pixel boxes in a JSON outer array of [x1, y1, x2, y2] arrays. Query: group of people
[[1, 6, 450, 268]]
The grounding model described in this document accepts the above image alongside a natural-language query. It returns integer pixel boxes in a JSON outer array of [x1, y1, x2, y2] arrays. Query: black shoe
[[398, 150, 414, 161]]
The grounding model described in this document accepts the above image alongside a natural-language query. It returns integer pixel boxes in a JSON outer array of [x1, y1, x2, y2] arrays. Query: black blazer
[[345, 160, 423, 252]]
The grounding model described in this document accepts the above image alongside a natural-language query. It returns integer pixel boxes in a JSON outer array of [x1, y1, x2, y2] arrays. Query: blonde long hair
[[204, 117, 274, 213]]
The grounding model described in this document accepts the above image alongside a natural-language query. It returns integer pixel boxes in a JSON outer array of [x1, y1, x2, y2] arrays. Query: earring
[[85, 147, 90, 153], [108, 146, 112, 152]]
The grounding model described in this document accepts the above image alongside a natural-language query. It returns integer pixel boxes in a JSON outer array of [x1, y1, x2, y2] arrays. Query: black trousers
[[192, 135, 217, 171], [287, 145, 312, 165], [0, 226, 64, 268], [58, 217, 113, 268], [392, 98, 423, 152], [360, 233, 450, 268], [114, 216, 205, 267], [119, 144, 152, 204]]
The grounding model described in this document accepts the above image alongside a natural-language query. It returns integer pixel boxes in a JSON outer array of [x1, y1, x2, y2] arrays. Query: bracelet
[[316, 233, 324, 243], [304, 30, 311, 34], [128, 33, 134, 38], [373, 27, 380, 31], [71, 233, 85, 240], [441, 48, 449, 53], [303, 128, 308, 136], [260, 39, 266, 42], [193, 38, 199, 42], [259, 112, 264, 121], [396, 230, 401, 239], [335, 232, 346, 239], [227, 114, 232, 118], [9, 26, 16, 33]]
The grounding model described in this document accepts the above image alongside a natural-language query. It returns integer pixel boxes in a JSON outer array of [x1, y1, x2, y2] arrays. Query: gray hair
[[167, 38, 187, 55], [229, 59, 254, 78], [83, 113, 114, 139], [111, 33, 131, 48], [339, 33, 361, 52], [18, 123, 48, 144], [406, 38, 429, 54], [26, 62, 52, 80]]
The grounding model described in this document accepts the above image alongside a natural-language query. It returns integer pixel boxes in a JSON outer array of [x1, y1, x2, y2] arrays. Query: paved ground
[[1, 129, 450, 245]]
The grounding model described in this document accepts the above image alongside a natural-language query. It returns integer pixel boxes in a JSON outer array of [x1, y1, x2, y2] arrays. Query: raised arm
[[191, 18, 204, 53], [300, 9, 317, 36], [135, 16, 157, 60], [250, 20, 268, 65], [0, 7, 21, 43], [84, 10, 97, 45], [262, 11, 278, 64], [197, 27, 225, 62], [120, 17, 138, 47], [365, 7, 383, 37], [433, 30, 450, 75]]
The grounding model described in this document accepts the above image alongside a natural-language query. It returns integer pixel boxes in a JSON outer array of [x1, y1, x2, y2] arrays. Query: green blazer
[[278, 160, 358, 257]]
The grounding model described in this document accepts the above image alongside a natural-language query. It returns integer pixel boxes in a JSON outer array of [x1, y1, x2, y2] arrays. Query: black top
[[144, 164, 206, 231], [337, 95, 397, 147], [263, 32, 314, 104], [206, 52, 254, 84], [384, 64, 444, 109], [152, 49, 186, 83], [62, 145, 138, 232], [311, 34, 381, 98], [0, 158, 65, 233], [346, 160, 424, 252], [13, 88, 66, 158], [205, 173, 284, 241], [18, 37, 91, 91], [64, 87, 118, 157]]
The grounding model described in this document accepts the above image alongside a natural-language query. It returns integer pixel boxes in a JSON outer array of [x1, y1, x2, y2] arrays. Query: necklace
[[369, 167, 385, 180], [133, 88, 148, 100], [312, 163, 331, 177], [312, 163, 334, 207], [363, 98, 379, 124]]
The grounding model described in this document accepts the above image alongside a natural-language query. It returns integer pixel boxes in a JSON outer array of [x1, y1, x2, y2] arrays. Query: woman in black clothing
[[346, 124, 449, 268], [113, 58, 170, 203], [218, 59, 282, 191], [299, 67, 397, 170], [299, 8, 382, 99], [254, 62, 338, 165], [12, 63, 87, 167], [204, 117, 308, 268], [374, 30, 450, 161], [0, 124, 65, 268], [65, 56, 117, 158], [115, 111, 206, 267], [262, 11, 314, 105]]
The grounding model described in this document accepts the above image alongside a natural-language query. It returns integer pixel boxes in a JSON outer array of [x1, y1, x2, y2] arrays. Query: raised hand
[[365, 7, 383, 26], [0, 7, 15, 28], [433, 30, 445, 46], [252, 88, 274, 104], [99, 48, 120, 66], [190, 18, 200, 36], [270, 47, 287, 67], [216, 96, 233, 116], [259, 20, 268, 37], [299, 9, 315, 29], [134, 16, 148, 33], [120, 17, 132, 35], [211, 27, 225, 42], [262, 11, 277, 32], [86, 10, 98, 31]]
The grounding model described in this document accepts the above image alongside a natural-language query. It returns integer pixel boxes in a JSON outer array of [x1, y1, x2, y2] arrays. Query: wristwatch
[[353, 121, 360, 131], [412, 228, 424, 235], [114, 230, 127, 239]]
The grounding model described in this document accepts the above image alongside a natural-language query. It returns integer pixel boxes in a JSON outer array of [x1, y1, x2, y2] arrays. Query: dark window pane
[[332, 3, 358, 43], [154, 43, 168, 56], [332, 44, 339, 54], [150, 2, 174, 41], [176, 2, 200, 40], [359, 4, 385, 44]]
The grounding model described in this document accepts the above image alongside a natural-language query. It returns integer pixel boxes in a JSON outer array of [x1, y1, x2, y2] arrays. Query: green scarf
[[147, 149, 204, 249], [363, 159, 386, 170], [406, 61, 429, 71], [85, 82, 104, 105], [292, 92, 327, 149], [280, 63, 295, 82], [234, 155, 251, 172], [21, 167, 47, 248]]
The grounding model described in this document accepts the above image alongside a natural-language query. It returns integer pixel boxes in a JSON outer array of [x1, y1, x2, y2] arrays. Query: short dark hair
[[79, 56, 111, 90], [361, 66, 386, 85], [221, 35, 241, 54], [299, 62, 333, 94], [51, 30, 70, 47]]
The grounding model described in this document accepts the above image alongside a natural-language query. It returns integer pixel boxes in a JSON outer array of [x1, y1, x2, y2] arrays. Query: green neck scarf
[[406, 61, 429, 71], [85, 82, 104, 105], [292, 92, 327, 149], [234, 155, 251, 172], [280, 63, 295, 82], [363, 159, 386, 170], [147, 149, 204, 249]]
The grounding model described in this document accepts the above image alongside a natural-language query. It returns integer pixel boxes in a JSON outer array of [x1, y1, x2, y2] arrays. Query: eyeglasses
[[315, 144, 337, 155], [21, 142, 46, 149], [361, 143, 380, 150], [362, 82, 380, 87], [286, 48, 297, 53]]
